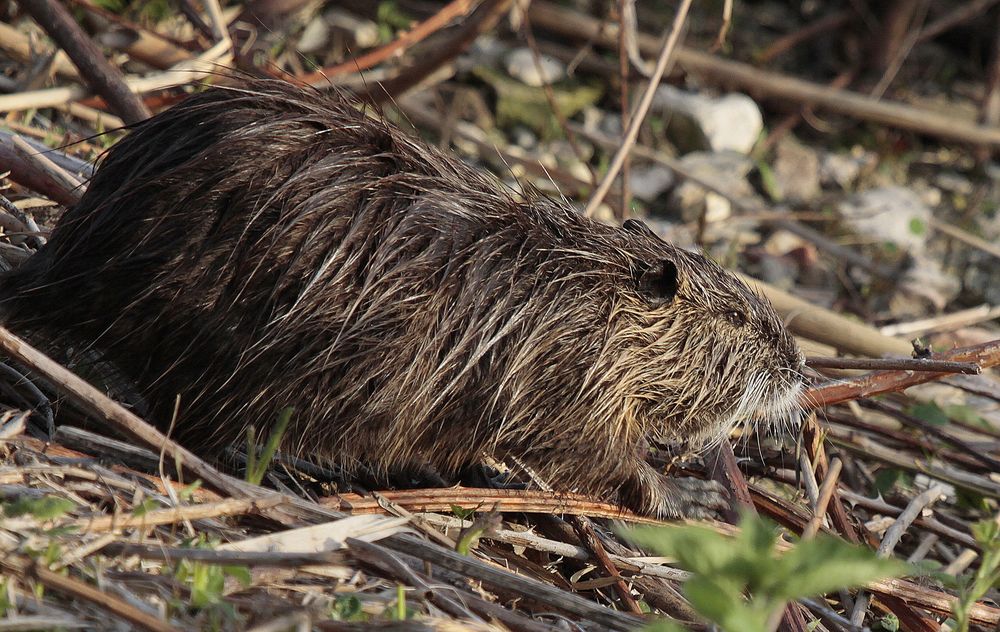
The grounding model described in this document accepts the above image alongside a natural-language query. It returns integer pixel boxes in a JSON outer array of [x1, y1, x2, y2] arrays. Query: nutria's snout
[[0, 79, 808, 519]]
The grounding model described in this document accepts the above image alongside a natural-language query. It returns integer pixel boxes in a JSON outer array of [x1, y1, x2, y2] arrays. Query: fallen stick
[[0, 326, 247, 499], [19, 0, 151, 124], [806, 356, 981, 375]]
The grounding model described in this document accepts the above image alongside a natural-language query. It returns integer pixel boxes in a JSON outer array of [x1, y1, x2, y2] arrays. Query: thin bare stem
[[583, 0, 693, 217], [806, 356, 981, 375]]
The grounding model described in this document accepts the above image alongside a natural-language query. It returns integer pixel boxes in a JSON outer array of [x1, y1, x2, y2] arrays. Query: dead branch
[[19, 0, 151, 124]]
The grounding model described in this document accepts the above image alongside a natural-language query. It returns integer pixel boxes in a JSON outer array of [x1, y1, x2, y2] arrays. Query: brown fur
[[0, 80, 804, 517]]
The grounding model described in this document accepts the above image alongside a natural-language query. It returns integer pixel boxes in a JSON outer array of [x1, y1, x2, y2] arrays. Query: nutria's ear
[[623, 218, 655, 238], [637, 260, 679, 305]]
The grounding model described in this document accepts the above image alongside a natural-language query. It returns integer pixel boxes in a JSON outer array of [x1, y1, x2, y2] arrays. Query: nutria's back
[[0, 81, 804, 517]]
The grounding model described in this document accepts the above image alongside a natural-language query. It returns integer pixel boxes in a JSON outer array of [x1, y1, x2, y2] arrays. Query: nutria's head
[[609, 219, 805, 450]]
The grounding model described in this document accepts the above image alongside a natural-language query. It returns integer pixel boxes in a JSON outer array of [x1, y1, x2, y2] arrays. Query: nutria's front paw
[[654, 476, 729, 520], [622, 462, 729, 519]]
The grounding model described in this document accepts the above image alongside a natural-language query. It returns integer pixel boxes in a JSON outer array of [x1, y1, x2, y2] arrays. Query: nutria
[[0, 80, 804, 518]]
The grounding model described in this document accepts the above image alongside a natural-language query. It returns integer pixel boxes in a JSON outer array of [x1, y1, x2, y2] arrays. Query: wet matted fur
[[0, 80, 805, 517]]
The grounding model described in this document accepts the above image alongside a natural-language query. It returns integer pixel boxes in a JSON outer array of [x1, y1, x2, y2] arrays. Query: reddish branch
[[803, 339, 1000, 409], [297, 0, 477, 85], [359, 0, 512, 102]]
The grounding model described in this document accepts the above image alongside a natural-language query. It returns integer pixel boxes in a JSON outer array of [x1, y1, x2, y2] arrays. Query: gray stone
[[898, 254, 961, 311], [772, 137, 821, 203], [668, 151, 756, 222], [505, 48, 565, 87], [511, 126, 537, 149], [934, 172, 974, 195], [467, 35, 506, 67], [819, 148, 876, 189], [963, 252, 1000, 305], [755, 254, 799, 290], [837, 186, 931, 251], [548, 139, 593, 165], [628, 164, 676, 203], [653, 86, 763, 155], [640, 217, 693, 246], [762, 229, 808, 256]]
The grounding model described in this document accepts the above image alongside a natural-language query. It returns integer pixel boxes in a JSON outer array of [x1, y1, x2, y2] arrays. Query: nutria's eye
[[637, 260, 679, 306], [724, 310, 746, 327]]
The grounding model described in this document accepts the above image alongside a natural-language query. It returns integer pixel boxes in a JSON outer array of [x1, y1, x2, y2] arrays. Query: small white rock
[[703, 192, 733, 223], [918, 185, 942, 208], [567, 161, 592, 184], [505, 48, 565, 87], [587, 202, 615, 223], [581, 106, 605, 133], [654, 86, 763, 155]]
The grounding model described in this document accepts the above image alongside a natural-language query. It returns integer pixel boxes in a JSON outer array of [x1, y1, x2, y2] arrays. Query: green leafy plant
[[952, 518, 1000, 632], [171, 536, 250, 631], [456, 513, 500, 556], [873, 467, 912, 495], [450, 504, 475, 520], [245, 407, 293, 485], [39, 541, 64, 568], [907, 401, 950, 426], [756, 161, 782, 202], [329, 594, 368, 622], [943, 404, 989, 428], [178, 480, 203, 503], [132, 497, 161, 518], [388, 584, 415, 620], [873, 613, 900, 631], [3, 495, 75, 520], [20, 541, 68, 601], [175, 557, 246, 611], [626, 513, 907, 632], [0, 578, 11, 617], [376, 1, 412, 44]]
